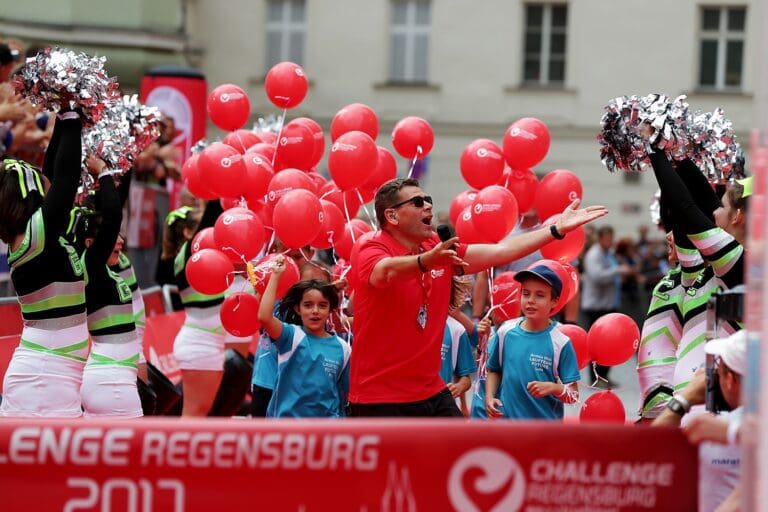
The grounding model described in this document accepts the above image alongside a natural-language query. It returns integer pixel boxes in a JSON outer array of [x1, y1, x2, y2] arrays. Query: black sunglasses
[[389, 195, 433, 209]]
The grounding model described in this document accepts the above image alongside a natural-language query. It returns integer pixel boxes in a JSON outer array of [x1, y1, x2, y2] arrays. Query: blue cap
[[514, 264, 563, 297]]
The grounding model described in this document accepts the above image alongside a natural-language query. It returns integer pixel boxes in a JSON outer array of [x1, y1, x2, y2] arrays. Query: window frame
[[265, 0, 306, 72], [697, 5, 747, 91], [522, 2, 568, 88], [388, 0, 432, 84]]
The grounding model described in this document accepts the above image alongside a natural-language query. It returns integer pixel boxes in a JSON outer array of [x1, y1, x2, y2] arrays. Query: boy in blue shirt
[[485, 265, 579, 420], [440, 316, 477, 401]]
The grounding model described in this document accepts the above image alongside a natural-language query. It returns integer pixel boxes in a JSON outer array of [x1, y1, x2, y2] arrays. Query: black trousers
[[348, 388, 463, 418], [250, 384, 273, 417]]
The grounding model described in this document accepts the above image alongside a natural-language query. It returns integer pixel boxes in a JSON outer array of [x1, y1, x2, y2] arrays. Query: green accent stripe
[[689, 228, 722, 242], [640, 326, 676, 347], [642, 393, 672, 416], [709, 246, 743, 273], [185, 323, 225, 335], [20, 292, 85, 314], [678, 333, 706, 360], [9, 210, 45, 266], [89, 313, 136, 331], [181, 291, 225, 304], [638, 356, 677, 368], [674, 381, 689, 391], [87, 352, 139, 369], [20, 338, 88, 362]]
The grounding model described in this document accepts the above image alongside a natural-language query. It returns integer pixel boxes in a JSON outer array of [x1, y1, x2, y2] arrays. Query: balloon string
[[234, 129, 248, 154], [487, 268, 495, 310], [407, 146, 423, 179], [265, 228, 277, 256], [271, 108, 288, 167], [355, 188, 378, 230], [343, 193, 356, 243], [589, 361, 610, 389]]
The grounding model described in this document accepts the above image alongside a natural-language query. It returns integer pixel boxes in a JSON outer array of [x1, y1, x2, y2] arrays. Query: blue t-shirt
[[470, 323, 506, 419], [486, 320, 579, 420], [267, 322, 351, 418], [439, 316, 477, 385]]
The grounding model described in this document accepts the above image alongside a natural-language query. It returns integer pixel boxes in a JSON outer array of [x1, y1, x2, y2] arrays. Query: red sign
[[0, 419, 697, 511]]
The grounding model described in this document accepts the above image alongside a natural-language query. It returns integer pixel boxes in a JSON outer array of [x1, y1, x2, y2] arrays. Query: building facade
[[1, 0, 764, 236]]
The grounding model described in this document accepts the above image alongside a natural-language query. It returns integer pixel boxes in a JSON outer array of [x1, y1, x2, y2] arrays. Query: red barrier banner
[[0, 418, 697, 511]]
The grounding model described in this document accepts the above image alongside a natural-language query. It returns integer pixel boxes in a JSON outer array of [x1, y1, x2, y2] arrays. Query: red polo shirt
[[349, 230, 466, 403]]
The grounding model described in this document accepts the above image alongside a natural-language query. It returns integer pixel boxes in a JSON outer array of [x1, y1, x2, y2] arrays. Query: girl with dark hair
[[0, 111, 86, 417], [257, 255, 351, 418], [76, 156, 142, 418], [167, 200, 227, 416]]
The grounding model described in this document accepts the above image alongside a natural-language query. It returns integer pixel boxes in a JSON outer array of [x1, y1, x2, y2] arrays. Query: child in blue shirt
[[257, 254, 351, 418], [440, 316, 477, 400], [485, 265, 579, 420]]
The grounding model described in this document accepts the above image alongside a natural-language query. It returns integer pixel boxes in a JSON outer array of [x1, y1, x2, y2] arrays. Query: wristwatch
[[666, 394, 691, 416]]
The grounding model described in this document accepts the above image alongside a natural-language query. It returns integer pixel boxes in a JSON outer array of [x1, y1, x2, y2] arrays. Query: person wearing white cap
[[653, 330, 746, 512]]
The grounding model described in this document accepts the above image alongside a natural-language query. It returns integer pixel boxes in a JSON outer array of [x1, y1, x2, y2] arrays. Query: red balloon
[[535, 169, 583, 222], [306, 171, 328, 193], [250, 199, 273, 229], [219, 197, 241, 210], [292, 117, 325, 167], [264, 61, 308, 109], [561, 262, 580, 302], [328, 130, 378, 191], [191, 227, 216, 254], [252, 253, 300, 299], [391, 116, 434, 159], [500, 167, 538, 214], [185, 248, 234, 295], [311, 199, 345, 250], [490, 272, 521, 321], [540, 214, 586, 264], [272, 189, 323, 249], [249, 142, 276, 164], [182, 154, 217, 200], [471, 185, 519, 243], [449, 189, 479, 226], [322, 183, 362, 220], [455, 206, 490, 244], [207, 84, 250, 131], [557, 324, 590, 370], [220, 292, 261, 337], [362, 146, 397, 192], [335, 219, 372, 260], [502, 117, 550, 169], [214, 207, 266, 262], [276, 120, 315, 170], [587, 313, 640, 366], [223, 130, 262, 153], [198, 142, 247, 199], [460, 139, 505, 190], [527, 259, 570, 316], [267, 168, 315, 206], [579, 390, 626, 424], [331, 103, 379, 141], [242, 151, 274, 205]]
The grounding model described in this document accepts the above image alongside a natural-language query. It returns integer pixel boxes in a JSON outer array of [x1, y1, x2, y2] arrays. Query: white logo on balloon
[[473, 203, 483, 215], [447, 448, 526, 512], [223, 215, 234, 226], [568, 191, 578, 201], [221, 158, 232, 168], [477, 148, 488, 158], [295, 68, 305, 77], [220, 93, 231, 103]]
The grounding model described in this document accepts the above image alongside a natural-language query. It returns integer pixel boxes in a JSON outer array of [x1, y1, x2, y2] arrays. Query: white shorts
[[136, 323, 147, 365], [81, 366, 142, 418], [173, 324, 226, 371], [1, 346, 85, 417]]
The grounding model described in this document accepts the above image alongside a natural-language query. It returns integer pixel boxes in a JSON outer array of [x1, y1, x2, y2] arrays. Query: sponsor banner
[[0, 419, 696, 511]]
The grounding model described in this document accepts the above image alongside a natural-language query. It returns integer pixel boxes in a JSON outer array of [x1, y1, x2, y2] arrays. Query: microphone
[[437, 224, 464, 276]]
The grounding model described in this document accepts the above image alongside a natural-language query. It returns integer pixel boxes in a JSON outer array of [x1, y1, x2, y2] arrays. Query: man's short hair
[[374, 178, 420, 227], [597, 225, 614, 238]]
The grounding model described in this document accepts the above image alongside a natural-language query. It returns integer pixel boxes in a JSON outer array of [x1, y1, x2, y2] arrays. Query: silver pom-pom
[[13, 47, 120, 125], [82, 95, 162, 172], [598, 94, 744, 180], [253, 115, 283, 135]]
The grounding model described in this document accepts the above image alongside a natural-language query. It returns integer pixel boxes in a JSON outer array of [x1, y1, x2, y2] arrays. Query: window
[[698, 6, 746, 90], [265, 0, 305, 71], [389, 0, 431, 83], [523, 3, 567, 86]]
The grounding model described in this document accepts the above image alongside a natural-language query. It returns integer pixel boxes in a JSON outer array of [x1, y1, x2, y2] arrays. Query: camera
[[704, 285, 744, 413]]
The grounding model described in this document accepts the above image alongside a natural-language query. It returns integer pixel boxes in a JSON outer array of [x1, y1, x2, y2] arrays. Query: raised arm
[[257, 255, 286, 340], [463, 199, 607, 274], [84, 159, 121, 271], [41, 114, 82, 238]]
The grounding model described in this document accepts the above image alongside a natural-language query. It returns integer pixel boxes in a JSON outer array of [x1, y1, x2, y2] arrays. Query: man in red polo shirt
[[349, 178, 608, 417]]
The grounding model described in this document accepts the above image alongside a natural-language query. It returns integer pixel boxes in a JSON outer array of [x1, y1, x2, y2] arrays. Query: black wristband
[[550, 224, 565, 240], [417, 255, 427, 273]]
